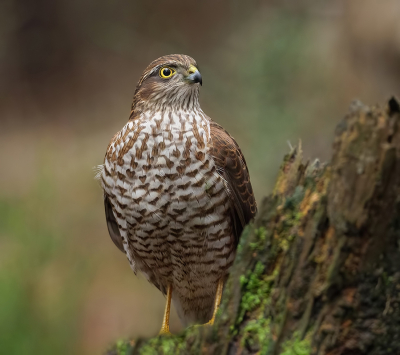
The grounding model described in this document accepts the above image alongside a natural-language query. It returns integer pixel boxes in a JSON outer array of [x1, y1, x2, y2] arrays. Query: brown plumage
[[99, 54, 256, 330]]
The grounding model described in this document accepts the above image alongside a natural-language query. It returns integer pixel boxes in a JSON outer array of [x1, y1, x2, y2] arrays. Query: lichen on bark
[[107, 98, 400, 355]]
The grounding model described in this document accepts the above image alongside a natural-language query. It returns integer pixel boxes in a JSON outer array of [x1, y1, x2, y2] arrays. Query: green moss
[[279, 332, 311, 355], [232, 184, 309, 340], [115, 340, 129, 355], [240, 317, 271, 353], [138, 340, 159, 355], [279, 238, 289, 252], [250, 227, 267, 251], [137, 336, 182, 355], [236, 261, 273, 325], [130, 327, 204, 355]]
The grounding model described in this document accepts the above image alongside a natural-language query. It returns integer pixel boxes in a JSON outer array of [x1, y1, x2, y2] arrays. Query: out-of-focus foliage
[[1, 0, 399, 354]]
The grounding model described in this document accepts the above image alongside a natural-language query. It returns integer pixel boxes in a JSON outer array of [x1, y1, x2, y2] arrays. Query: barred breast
[[101, 108, 235, 325]]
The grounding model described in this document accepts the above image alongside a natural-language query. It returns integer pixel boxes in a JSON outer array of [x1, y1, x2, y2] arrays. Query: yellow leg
[[159, 284, 172, 335], [205, 279, 224, 326]]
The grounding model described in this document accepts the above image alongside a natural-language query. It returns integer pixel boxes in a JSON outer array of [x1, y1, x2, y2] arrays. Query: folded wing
[[209, 121, 257, 243]]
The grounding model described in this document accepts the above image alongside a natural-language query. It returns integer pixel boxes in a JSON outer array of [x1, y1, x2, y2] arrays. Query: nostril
[[188, 69, 195, 74]]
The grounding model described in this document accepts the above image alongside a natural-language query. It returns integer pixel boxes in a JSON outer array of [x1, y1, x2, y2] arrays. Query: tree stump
[[108, 98, 400, 355]]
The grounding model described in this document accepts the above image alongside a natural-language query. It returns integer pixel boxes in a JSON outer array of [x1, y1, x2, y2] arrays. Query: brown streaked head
[[130, 54, 202, 119]]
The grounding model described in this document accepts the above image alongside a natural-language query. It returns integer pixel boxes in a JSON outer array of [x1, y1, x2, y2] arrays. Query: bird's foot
[[188, 317, 215, 331], [203, 316, 215, 327]]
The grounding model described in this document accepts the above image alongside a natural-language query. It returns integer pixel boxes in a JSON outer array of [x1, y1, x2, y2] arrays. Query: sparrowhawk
[[98, 54, 257, 334]]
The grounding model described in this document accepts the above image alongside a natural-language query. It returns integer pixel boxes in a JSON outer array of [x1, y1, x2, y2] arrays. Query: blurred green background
[[1, 0, 399, 353]]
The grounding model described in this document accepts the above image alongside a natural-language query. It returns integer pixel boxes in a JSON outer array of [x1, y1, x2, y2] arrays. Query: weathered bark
[[108, 98, 400, 355]]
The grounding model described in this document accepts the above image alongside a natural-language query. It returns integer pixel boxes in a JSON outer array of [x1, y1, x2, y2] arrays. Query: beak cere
[[187, 67, 202, 86]]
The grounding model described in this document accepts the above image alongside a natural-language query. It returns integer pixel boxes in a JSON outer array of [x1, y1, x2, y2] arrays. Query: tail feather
[[172, 292, 214, 326]]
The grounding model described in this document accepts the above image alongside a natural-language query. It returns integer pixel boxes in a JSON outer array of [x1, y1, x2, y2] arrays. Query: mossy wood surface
[[108, 99, 400, 355]]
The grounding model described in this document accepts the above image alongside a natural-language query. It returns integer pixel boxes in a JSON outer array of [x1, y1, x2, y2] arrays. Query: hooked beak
[[186, 65, 202, 86]]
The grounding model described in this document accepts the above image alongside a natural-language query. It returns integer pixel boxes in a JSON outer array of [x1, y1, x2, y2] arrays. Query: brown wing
[[104, 194, 125, 253], [210, 121, 257, 243]]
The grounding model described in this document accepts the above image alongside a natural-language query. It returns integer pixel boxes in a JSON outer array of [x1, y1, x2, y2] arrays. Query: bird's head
[[130, 54, 202, 118]]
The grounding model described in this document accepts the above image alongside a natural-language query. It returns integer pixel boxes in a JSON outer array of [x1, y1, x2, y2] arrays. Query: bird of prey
[[99, 54, 257, 334]]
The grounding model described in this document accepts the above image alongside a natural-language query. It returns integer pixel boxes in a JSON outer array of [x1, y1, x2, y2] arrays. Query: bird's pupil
[[163, 68, 171, 76]]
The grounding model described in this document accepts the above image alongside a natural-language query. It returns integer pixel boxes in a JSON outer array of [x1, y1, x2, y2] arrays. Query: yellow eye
[[159, 67, 176, 79]]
